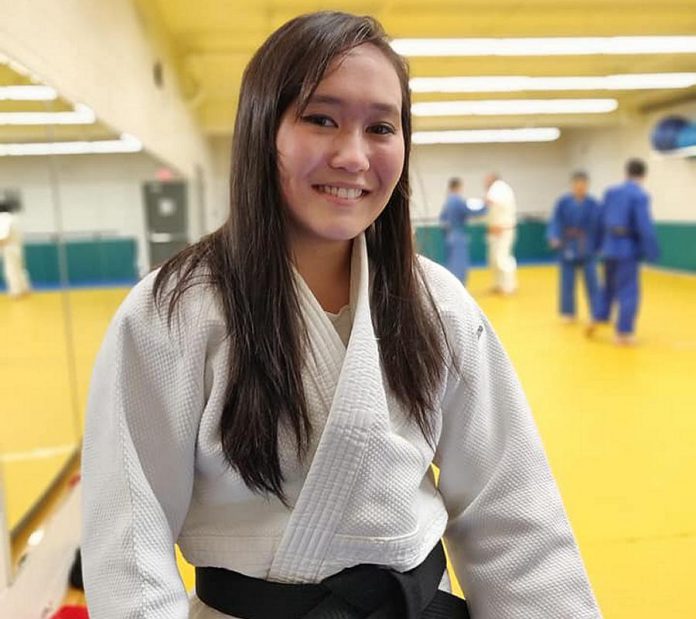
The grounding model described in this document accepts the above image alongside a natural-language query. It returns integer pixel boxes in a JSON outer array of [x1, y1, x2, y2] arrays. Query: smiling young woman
[[276, 44, 405, 246], [81, 11, 600, 619], [275, 43, 406, 313]]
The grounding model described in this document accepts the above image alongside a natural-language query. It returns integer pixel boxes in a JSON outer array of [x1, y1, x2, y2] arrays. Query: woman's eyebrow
[[307, 94, 400, 118]]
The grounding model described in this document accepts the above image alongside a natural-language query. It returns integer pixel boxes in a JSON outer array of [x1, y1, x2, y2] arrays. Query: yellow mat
[[1, 265, 693, 617]]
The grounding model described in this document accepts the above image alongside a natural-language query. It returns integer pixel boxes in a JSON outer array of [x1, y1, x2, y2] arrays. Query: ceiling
[[0, 62, 119, 145], [2, 1, 696, 145], [141, 0, 696, 136]]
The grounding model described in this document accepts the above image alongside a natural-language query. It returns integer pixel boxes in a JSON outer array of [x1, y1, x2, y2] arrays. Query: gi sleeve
[[434, 292, 601, 618], [81, 276, 205, 618], [588, 198, 603, 255], [439, 204, 451, 229], [462, 197, 488, 219], [595, 194, 609, 254], [546, 199, 563, 244], [453, 195, 468, 218], [632, 193, 660, 262]]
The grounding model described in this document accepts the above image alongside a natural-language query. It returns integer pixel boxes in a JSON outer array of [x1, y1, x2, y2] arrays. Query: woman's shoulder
[[416, 256, 490, 374], [416, 255, 480, 323], [111, 263, 225, 350]]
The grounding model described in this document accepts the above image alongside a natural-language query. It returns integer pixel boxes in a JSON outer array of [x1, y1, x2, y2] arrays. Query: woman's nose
[[329, 131, 370, 173]]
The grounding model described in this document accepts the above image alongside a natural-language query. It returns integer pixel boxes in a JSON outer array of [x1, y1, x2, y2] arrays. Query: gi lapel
[[269, 234, 388, 583], [293, 268, 346, 419]]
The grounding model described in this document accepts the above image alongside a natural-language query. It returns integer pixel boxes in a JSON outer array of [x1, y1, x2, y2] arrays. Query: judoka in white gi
[[483, 174, 518, 294], [81, 11, 601, 619], [0, 200, 31, 298]]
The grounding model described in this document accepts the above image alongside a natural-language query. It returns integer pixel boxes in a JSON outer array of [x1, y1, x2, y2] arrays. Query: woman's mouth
[[315, 185, 367, 199]]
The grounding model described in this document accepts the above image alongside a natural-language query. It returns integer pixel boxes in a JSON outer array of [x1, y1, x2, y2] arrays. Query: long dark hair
[[154, 11, 447, 502]]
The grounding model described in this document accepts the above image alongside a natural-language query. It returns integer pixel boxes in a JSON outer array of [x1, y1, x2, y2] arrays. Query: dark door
[[143, 181, 189, 268]]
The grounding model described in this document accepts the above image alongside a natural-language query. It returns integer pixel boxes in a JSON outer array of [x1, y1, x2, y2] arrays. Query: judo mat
[[0, 265, 693, 618]]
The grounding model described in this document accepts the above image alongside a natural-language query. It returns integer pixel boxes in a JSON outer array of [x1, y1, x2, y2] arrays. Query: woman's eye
[[301, 114, 336, 128], [369, 123, 396, 136]]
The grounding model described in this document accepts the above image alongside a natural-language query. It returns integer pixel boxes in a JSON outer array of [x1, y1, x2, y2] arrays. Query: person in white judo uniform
[[483, 174, 518, 294], [81, 11, 601, 619], [0, 200, 31, 298]]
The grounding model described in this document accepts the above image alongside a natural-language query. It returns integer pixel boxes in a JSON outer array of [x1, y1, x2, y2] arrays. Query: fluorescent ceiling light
[[0, 85, 58, 101], [0, 133, 143, 156], [412, 99, 618, 116], [0, 102, 95, 125], [1, 53, 47, 83], [410, 73, 696, 93], [27, 529, 45, 547], [413, 128, 561, 144], [393, 36, 696, 57]]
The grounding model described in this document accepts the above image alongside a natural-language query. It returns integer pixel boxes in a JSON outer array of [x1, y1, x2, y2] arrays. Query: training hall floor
[[0, 265, 694, 618]]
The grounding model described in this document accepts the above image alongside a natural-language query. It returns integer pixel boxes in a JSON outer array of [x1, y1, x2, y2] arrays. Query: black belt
[[610, 226, 633, 237], [563, 227, 585, 239], [196, 541, 470, 618]]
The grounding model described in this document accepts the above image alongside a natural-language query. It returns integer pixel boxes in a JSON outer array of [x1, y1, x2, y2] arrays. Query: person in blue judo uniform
[[439, 177, 485, 285], [547, 171, 601, 323], [589, 158, 660, 345]]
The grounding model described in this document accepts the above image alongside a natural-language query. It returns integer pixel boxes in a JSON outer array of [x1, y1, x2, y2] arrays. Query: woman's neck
[[290, 236, 352, 313]]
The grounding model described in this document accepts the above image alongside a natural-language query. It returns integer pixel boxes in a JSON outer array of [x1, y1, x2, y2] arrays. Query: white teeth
[[318, 185, 364, 199]]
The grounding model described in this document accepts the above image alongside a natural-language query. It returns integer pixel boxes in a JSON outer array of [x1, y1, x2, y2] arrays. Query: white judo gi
[[485, 180, 517, 294], [0, 212, 31, 297], [81, 234, 600, 618]]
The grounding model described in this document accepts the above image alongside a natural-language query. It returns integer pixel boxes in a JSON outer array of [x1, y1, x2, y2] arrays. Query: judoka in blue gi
[[547, 171, 601, 322], [439, 177, 485, 285], [590, 159, 660, 345]]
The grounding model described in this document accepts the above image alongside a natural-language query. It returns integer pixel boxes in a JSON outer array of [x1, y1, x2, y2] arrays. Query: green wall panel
[[469, 226, 487, 264], [0, 238, 138, 288], [416, 221, 695, 273], [415, 226, 446, 265], [64, 240, 138, 284], [515, 221, 555, 262], [655, 223, 696, 272], [25, 244, 61, 283], [3, 224, 693, 292], [416, 220, 553, 266]]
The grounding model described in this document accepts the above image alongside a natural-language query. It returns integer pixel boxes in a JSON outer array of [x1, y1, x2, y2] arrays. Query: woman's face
[[276, 44, 405, 251]]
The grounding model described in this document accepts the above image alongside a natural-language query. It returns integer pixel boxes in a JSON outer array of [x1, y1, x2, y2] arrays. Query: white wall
[[410, 138, 571, 222], [0, 153, 165, 276], [209, 135, 572, 224], [411, 105, 696, 225], [562, 126, 624, 200], [209, 136, 232, 229], [3, 2, 693, 230], [0, 0, 216, 236], [205, 109, 696, 228], [565, 102, 696, 223]]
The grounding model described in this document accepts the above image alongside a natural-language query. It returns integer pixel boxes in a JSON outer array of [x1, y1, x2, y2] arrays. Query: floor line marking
[[0, 444, 77, 463]]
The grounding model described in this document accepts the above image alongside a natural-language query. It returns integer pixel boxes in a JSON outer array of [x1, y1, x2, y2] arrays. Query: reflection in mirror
[[1, 51, 183, 594], [1, 52, 72, 556]]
